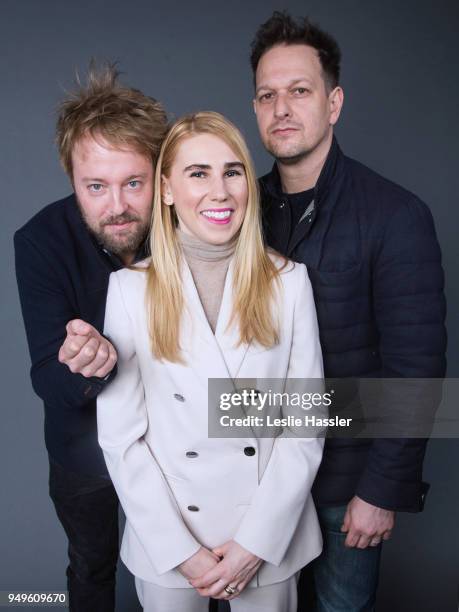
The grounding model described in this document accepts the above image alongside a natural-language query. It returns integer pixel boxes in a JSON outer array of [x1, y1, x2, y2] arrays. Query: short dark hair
[[56, 61, 168, 177], [250, 11, 341, 91]]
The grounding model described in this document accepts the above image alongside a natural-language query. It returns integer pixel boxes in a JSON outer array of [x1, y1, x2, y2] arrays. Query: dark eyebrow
[[288, 79, 313, 88], [256, 78, 312, 95], [225, 162, 245, 170], [255, 85, 273, 95], [183, 164, 211, 173], [183, 162, 244, 173]]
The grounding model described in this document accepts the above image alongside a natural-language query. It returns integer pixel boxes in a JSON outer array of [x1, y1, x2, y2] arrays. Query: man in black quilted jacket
[[251, 11, 447, 612]]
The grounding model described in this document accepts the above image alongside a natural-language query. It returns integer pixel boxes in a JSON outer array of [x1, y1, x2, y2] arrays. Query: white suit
[[97, 256, 324, 589]]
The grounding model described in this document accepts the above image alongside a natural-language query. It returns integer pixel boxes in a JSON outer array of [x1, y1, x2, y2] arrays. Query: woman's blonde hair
[[146, 111, 282, 362]]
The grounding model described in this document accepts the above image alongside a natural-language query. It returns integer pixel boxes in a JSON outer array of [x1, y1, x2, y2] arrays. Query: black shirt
[[286, 187, 315, 236]]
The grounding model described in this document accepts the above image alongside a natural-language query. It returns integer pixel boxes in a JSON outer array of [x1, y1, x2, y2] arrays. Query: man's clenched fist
[[58, 319, 117, 378]]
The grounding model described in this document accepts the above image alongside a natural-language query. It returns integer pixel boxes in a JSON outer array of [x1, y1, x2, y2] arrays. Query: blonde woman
[[97, 112, 324, 611]]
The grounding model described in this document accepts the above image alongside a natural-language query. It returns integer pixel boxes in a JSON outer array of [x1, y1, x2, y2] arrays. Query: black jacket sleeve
[[355, 196, 447, 512], [14, 230, 115, 410]]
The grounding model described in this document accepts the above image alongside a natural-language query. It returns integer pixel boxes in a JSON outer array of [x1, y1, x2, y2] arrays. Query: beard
[[76, 199, 150, 259], [266, 138, 312, 166], [274, 150, 310, 165], [265, 123, 332, 167]]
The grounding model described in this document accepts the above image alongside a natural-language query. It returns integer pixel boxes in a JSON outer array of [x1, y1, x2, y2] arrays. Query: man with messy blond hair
[[14, 63, 167, 611]]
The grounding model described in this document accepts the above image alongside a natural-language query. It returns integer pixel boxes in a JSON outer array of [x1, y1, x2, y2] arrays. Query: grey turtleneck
[[177, 229, 236, 333]]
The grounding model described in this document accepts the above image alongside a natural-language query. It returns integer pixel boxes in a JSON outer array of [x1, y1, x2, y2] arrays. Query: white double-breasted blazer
[[97, 254, 324, 587]]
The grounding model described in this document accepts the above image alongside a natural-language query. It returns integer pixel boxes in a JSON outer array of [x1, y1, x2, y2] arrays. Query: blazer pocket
[[162, 471, 189, 485]]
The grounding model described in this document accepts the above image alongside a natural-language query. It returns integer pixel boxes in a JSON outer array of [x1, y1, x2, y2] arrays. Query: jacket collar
[[260, 135, 343, 205], [179, 257, 251, 382]]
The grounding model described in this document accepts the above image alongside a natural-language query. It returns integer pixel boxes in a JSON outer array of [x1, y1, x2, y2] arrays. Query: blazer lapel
[[167, 258, 259, 438], [179, 259, 232, 383], [214, 259, 251, 380], [162, 258, 254, 386], [170, 258, 251, 381]]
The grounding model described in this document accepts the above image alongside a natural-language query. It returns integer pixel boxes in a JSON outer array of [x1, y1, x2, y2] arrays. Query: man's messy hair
[[250, 11, 341, 91], [56, 60, 168, 177]]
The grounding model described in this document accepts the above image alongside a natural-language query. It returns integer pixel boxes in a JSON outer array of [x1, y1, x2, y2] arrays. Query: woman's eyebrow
[[183, 162, 244, 172], [225, 162, 244, 169], [183, 163, 211, 172]]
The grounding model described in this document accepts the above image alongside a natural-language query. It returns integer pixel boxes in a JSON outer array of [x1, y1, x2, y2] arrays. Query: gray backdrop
[[1, 0, 458, 610]]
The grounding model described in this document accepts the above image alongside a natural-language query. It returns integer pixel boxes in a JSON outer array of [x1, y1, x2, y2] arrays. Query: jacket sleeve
[[14, 230, 114, 409], [97, 272, 201, 575], [233, 264, 325, 565], [355, 197, 447, 512]]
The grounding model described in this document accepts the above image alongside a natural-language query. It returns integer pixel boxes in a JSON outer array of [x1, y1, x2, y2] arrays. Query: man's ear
[[329, 86, 344, 126], [161, 175, 174, 206]]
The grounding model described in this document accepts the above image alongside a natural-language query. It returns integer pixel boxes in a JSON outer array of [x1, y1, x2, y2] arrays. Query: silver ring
[[224, 585, 237, 595]]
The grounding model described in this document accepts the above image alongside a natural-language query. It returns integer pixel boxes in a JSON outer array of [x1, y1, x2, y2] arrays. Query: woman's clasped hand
[[180, 541, 262, 600]]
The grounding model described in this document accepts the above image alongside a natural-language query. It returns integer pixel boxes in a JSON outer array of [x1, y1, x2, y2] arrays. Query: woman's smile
[[200, 208, 234, 224]]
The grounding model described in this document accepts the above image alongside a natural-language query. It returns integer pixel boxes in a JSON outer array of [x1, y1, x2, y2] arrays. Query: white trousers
[[135, 575, 298, 612]]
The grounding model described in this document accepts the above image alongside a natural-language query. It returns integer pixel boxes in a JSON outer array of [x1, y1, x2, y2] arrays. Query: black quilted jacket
[[260, 137, 447, 511]]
